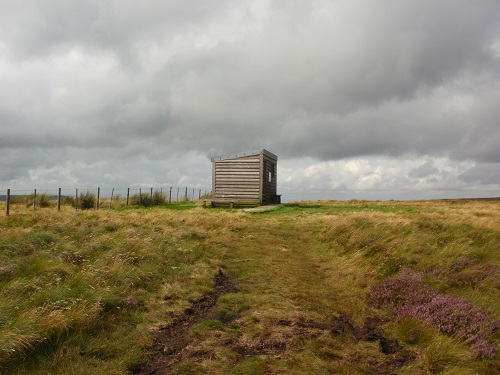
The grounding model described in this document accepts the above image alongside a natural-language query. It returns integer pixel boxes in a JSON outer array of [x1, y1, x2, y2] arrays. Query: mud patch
[[134, 270, 237, 375], [329, 315, 413, 374], [379, 337, 403, 355], [232, 322, 325, 357], [233, 337, 288, 356], [265, 314, 413, 374]]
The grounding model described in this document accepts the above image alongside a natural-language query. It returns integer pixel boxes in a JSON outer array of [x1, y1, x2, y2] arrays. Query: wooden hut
[[210, 149, 280, 207]]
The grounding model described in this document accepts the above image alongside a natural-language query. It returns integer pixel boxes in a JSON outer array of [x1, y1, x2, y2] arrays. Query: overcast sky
[[1, 0, 499, 201]]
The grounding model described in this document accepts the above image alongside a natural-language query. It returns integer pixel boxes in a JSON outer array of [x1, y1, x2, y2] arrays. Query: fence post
[[199, 189, 201, 199], [192, 188, 195, 200], [126, 188, 130, 206], [185, 187, 188, 201], [33, 189, 37, 211], [150, 187, 153, 199], [57, 188, 61, 211], [169, 187, 172, 205], [139, 188, 142, 205], [75, 189, 78, 210], [177, 187, 179, 202], [6, 189, 10, 216], [110, 188, 114, 208], [97, 187, 100, 210]]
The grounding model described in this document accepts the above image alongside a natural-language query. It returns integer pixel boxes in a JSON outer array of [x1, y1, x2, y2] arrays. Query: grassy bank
[[0, 200, 499, 374]]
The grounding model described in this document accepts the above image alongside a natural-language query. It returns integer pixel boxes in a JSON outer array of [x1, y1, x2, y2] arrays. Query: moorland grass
[[0, 200, 499, 374]]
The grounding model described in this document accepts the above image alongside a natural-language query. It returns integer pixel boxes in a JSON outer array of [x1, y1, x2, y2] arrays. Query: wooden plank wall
[[262, 155, 277, 205], [213, 155, 261, 203]]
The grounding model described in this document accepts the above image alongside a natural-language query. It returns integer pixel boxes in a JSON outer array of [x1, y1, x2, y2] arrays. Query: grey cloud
[[1, 0, 500, 199], [0, 0, 237, 63], [409, 161, 439, 179], [143, 0, 500, 162], [459, 163, 500, 185]]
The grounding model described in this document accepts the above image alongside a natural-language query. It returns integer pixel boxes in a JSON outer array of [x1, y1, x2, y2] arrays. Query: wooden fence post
[[139, 188, 142, 205], [33, 189, 37, 211], [57, 188, 61, 211], [97, 187, 100, 210], [169, 187, 172, 204], [185, 187, 188, 201], [150, 187, 153, 199], [199, 189, 201, 199], [6, 189, 10, 216], [110, 188, 114, 208], [126, 188, 130, 206], [75, 188, 78, 210], [177, 187, 179, 202]]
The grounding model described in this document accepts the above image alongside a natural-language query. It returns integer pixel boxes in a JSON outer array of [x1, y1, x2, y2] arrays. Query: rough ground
[[134, 272, 413, 375], [134, 270, 238, 374]]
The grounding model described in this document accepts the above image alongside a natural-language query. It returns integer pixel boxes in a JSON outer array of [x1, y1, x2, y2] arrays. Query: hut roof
[[210, 149, 278, 162]]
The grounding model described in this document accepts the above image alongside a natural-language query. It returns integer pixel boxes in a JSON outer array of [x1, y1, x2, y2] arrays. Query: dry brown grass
[[1, 199, 499, 374]]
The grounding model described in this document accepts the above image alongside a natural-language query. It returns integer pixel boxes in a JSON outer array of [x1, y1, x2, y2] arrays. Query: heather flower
[[368, 271, 498, 358], [471, 337, 498, 359], [121, 295, 137, 307], [428, 268, 445, 277], [367, 270, 433, 311]]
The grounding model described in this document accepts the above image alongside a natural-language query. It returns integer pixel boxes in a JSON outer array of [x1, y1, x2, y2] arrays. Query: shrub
[[131, 193, 150, 207], [78, 191, 96, 210], [368, 270, 499, 358], [368, 270, 434, 310], [152, 191, 167, 206], [131, 191, 167, 207], [24, 193, 52, 208]]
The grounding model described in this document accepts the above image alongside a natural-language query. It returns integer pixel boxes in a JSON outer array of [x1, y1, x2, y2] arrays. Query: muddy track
[[134, 270, 412, 374], [133, 270, 237, 375]]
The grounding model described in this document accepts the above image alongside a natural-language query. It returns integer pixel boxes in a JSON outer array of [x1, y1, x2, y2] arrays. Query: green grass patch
[[0, 200, 499, 374]]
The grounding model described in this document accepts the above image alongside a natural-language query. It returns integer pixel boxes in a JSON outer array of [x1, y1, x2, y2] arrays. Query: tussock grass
[[130, 191, 168, 207], [0, 199, 499, 374], [78, 191, 96, 210]]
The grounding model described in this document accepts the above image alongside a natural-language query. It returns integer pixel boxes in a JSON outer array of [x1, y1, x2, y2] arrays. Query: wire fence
[[2, 187, 212, 215]]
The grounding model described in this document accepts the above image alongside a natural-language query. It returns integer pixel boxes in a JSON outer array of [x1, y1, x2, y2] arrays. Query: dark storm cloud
[[0, 0, 235, 63], [141, 0, 500, 162], [1, 0, 499, 198]]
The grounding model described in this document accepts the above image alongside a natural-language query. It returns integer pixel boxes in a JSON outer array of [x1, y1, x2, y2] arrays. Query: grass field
[[0, 199, 499, 374]]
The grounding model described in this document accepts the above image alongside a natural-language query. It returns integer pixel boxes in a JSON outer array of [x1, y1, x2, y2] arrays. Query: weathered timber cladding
[[214, 156, 260, 201], [211, 149, 278, 207], [262, 155, 277, 205]]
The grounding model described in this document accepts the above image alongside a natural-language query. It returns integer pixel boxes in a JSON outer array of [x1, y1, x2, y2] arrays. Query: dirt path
[[135, 215, 414, 374], [134, 270, 237, 375], [224, 216, 414, 373]]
